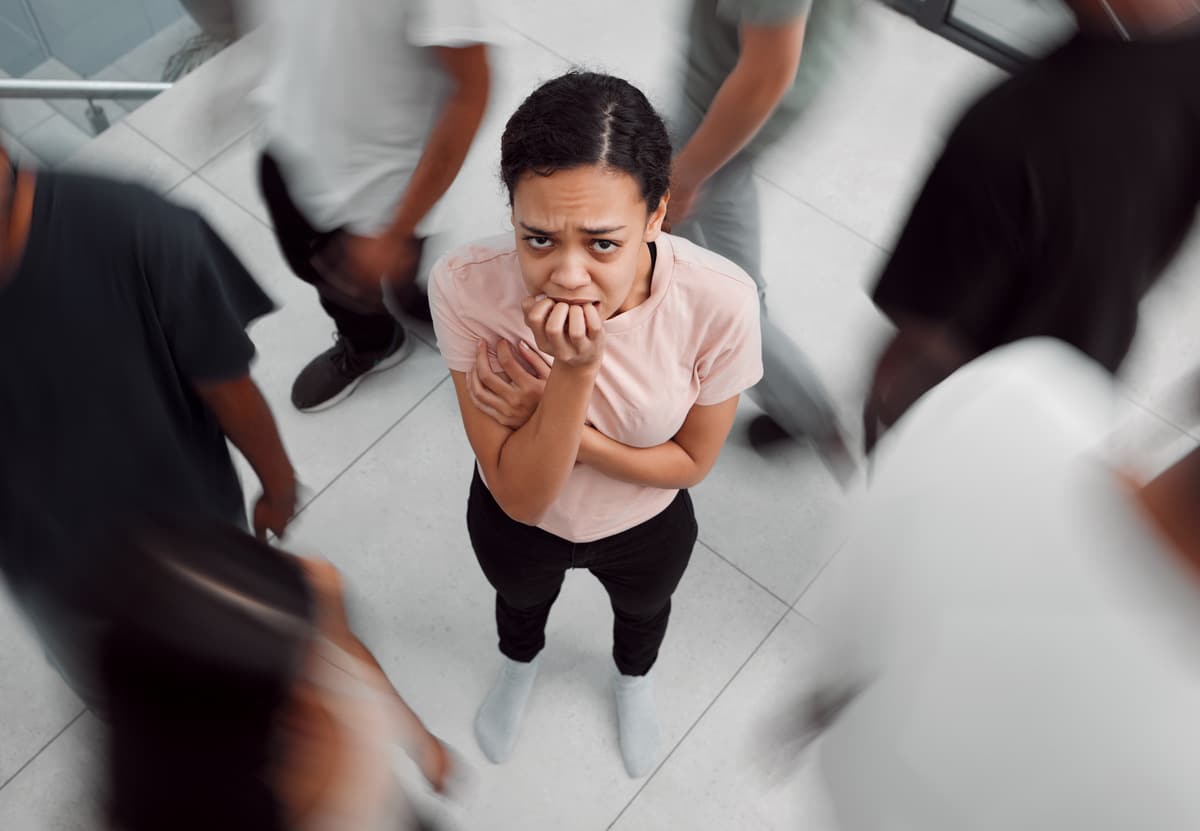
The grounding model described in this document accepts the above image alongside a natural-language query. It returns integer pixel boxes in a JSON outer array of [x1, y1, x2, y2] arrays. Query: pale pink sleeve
[[695, 282, 763, 406], [429, 259, 480, 373]]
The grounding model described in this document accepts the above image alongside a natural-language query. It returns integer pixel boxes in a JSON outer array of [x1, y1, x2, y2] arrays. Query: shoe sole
[[296, 334, 417, 414]]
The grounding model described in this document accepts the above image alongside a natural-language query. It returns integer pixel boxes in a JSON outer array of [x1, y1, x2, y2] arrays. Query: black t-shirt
[[872, 25, 1200, 372], [0, 171, 274, 597]]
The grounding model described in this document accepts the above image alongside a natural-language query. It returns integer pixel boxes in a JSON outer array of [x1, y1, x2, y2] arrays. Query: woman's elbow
[[490, 486, 549, 527]]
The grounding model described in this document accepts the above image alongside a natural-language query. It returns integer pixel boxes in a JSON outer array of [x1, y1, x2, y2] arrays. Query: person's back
[[0, 170, 271, 596], [865, 15, 1200, 446], [0, 160, 296, 706], [876, 24, 1200, 370], [815, 339, 1200, 829]]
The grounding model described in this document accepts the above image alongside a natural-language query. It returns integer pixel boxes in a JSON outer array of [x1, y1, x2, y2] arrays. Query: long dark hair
[[500, 71, 673, 213], [94, 516, 314, 830]]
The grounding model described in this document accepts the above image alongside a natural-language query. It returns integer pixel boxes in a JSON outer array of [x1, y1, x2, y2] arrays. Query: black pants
[[467, 468, 698, 676], [257, 152, 401, 353]]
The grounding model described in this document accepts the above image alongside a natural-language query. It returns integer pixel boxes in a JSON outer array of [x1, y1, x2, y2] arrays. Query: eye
[[591, 239, 620, 254], [523, 236, 553, 250]]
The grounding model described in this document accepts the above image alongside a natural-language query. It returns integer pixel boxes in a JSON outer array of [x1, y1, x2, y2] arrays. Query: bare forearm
[[577, 426, 705, 490], [490, 365, 596, 522], [196, 374, 295, 501], [675, 66, 794, 189], [386, 69, 490, 237]]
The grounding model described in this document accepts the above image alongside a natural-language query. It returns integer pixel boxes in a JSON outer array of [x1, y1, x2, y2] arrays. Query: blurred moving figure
[[0, 146, 296, 706], [96, 518, 452, 830], [669, 0, 858, 464], [258, 0, 496, 413], [864, 0, 1200, 451], [810, 338, 1200, 830]]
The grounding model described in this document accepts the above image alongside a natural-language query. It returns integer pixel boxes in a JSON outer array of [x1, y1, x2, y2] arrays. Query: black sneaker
[[291, 328, 413, 413]]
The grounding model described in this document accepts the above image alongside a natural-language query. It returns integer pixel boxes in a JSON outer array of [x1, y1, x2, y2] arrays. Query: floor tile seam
[[0, 707, 86, 794], [290, 372, 452, 522]]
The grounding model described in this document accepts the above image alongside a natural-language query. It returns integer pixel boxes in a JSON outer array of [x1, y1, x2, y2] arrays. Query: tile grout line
[[789, 538, 848, 613], [696, 537, 791, 608], [754, 171, 893, 256], [1118, 388, 1200, 443], [290, 373, 452, 522], [0, 707, 86, 794], [125, 110, 257, 177], [606, 607, 793, 830]]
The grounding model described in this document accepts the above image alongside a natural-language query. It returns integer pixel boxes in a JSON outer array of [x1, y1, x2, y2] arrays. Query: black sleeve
[[871, 116, 1029, 353], [138, 198, 276, 384]]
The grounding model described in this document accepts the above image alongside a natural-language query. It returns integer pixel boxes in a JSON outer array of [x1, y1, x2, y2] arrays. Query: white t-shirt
[[259, 0, 499, 235], [815, 339, 1200, 830]]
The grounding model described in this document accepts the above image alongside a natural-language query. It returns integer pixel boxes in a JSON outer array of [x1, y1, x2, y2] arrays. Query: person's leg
[[466, 468, 569, 762], [679, 154, 846, 456], [258, 152, 409, 411], [586, 490, 698, 776]]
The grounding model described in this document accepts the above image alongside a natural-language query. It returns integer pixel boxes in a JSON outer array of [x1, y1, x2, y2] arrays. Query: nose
[[550, 250, 591, 291]]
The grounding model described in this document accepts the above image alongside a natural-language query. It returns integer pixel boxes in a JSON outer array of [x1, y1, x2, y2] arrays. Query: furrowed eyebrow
[[518, 222, 627, 236]]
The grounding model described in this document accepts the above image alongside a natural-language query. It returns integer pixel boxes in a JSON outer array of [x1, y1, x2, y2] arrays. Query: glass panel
[[950, 0, 1077, 57]]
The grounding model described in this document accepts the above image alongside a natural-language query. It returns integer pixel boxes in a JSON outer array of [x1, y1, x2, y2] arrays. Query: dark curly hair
[[501, 71, 672, 213]]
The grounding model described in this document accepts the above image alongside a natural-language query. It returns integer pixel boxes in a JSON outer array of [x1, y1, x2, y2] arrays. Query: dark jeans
[[257, 152, 403, 353], [467, 468, 698, 676]]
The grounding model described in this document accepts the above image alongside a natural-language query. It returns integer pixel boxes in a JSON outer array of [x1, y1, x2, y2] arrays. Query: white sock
[[614, 670, 662, 778], [474, 656, 539, 764]]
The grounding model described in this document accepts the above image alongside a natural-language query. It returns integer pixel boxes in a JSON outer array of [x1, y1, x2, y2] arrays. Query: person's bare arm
[[194, 374, 297, 537], [386, 44, 490, 238], [577, 396, 740, 489], [300, 559, 451, 792], [452, 299, 605, 524], [343, 44, 491, 282], [671, 18, 806, 219], [452, 359, 596, 524]]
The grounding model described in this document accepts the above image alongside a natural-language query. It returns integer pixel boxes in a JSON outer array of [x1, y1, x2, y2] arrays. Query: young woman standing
[[429, 72, 762, 778]]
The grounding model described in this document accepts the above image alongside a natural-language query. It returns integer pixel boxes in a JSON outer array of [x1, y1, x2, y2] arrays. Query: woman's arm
[[451, 359, 597, 525], [577, 396, 740, 489]]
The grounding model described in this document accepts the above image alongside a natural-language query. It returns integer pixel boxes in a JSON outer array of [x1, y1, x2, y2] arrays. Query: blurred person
[[258, 0, 495, 413], [863, 0, 1200, 452], [429, 72, 763, 777], [669, 0, 859, 463], [95, 517, 453, 830], [789, 338, 1200, 829], [0, 145, 297, 706]]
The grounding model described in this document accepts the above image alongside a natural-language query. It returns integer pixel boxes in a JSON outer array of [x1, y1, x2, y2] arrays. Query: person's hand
[[469, 339, 551, 428], [341, 231, 422, 288], [420, 733, 454, 794], [664, 178, 699, 233], [522, 296, 605, 369], [665, 160, 705, 232], [253, 484, 298, 541]]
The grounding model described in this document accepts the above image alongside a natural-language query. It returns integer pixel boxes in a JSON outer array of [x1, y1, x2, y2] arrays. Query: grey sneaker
[[291, 328, 413, 413]]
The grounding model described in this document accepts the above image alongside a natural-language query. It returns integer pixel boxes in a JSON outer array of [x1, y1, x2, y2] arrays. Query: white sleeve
[[407, 0, 506, 48]]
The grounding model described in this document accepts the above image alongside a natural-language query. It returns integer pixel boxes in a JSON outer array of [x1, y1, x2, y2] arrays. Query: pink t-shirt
[[429, 233, 763, 542]]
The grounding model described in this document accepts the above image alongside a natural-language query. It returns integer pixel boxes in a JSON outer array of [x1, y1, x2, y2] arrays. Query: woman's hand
[[522, 296, 605, 369], [468, 339, 551, 429]]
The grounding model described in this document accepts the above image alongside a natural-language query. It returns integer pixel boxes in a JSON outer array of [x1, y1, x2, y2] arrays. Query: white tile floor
[[3, 3, 1199, 828]]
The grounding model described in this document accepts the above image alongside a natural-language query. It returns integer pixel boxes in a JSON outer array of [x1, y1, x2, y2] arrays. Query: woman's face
[[511, 164, 667, 319]]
